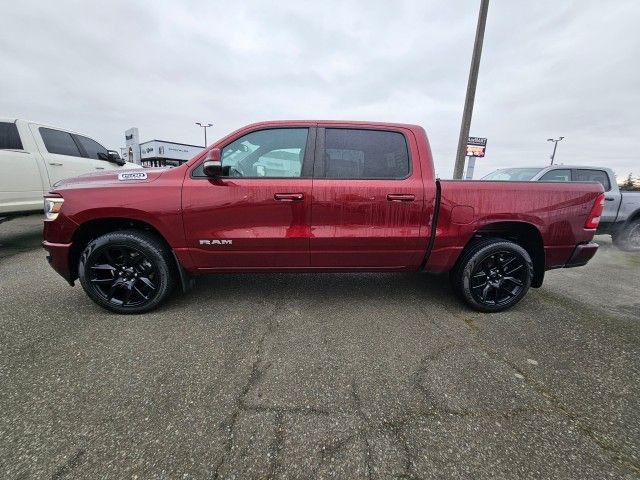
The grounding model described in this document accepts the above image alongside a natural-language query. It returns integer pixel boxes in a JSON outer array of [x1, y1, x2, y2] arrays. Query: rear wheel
[[451, 238, 533, 312], [78, 230, 175, 314], [612, 219, 640, 252]]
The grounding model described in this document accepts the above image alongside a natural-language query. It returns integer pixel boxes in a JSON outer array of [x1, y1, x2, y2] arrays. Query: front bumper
[[42, 240, 74, 285], [565, 242, 599, 268]]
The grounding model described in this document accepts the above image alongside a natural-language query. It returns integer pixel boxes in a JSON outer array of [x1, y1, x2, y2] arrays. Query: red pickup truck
[[42, 121, 605, 314]]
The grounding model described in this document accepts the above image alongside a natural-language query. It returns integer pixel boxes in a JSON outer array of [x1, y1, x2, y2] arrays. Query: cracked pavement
[[1, 215, 639, 479]]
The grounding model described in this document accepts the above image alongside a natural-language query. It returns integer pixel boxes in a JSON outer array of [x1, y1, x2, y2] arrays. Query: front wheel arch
[[78, 230, 176, 313], [69, 218, 179, 282]]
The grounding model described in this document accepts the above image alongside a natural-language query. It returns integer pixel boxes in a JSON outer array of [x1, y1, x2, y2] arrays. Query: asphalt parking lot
[[1, 215, 638, 479]]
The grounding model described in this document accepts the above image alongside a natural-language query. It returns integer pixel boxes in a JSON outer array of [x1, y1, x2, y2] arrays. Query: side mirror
[[203, 148, 223, 177], [107, 150, 126, 166]]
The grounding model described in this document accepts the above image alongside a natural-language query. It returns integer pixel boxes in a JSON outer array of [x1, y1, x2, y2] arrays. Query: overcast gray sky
[[1, 0, 638, 178]]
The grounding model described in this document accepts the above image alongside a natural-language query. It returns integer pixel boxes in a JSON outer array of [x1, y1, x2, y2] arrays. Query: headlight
[[44, 197, 64, 221]]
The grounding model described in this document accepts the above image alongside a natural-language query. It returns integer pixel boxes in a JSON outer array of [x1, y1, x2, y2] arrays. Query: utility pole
[[453, 0, 489, 179], [547, 137, 564, 165], [195, 122, 213, 147]]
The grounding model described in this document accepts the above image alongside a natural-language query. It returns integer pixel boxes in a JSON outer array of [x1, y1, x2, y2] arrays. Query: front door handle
[[95, 167, 105, 170], [49, 162, 63, 166], [387, 193, 415, 202], [274, 193, 304, 202]]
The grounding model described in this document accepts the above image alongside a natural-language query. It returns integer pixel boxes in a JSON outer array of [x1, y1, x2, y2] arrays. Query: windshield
[[482, 168, 544, 181]]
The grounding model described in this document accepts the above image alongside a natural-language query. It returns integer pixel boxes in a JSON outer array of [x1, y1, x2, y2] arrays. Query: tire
[[612, 219, 640, 252], [451, 238, 533, 313], [78, 230, 176, 314]]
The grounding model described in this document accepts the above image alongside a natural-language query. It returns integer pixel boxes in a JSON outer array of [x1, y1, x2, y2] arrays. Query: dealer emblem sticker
[[118, 172, 148, 181]]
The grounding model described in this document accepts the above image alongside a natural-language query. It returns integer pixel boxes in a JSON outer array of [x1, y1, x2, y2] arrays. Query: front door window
[[221, 128, 308, 178]]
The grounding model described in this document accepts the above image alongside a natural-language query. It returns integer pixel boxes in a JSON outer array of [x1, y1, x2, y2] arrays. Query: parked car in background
[[43, 121, 604, 314], [0, 119, 140, 221], [483, 166, 640, 251]]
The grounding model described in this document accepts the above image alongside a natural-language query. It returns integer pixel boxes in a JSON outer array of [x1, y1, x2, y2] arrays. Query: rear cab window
[[40, 128, 82, 157], [575, 169, 611, 191], [482, 168, 543, 181], [322, 129, 410, 179], [0, 122, 23, 150], [539, 169, 571, 182]]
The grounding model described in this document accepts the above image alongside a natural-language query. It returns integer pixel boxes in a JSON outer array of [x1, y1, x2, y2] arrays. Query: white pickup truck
[[0, 119, 140, 220]]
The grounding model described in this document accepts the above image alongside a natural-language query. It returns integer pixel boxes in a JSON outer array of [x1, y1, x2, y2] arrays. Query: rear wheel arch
[[614, 208, 640, 233], [627, 208, 640, 224], [459, 221, 545, 288], [613, 210, 640, 252]]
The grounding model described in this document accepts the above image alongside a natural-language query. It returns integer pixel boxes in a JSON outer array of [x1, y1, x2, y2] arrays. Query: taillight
[[584, 193, 605, 229]]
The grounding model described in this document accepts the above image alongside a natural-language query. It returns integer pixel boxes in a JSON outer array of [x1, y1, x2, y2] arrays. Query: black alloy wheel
[[87, 245, 158, 308], [79, 230, 175, 313], [451, 238, 533, 312], [469, 250, 527, 307]]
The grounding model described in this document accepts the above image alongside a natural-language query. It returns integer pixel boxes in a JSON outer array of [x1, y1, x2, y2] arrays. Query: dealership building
[[122, 127, 204, 167]]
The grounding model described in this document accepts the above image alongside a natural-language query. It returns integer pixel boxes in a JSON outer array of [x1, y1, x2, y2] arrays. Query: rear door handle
[[387, 194, 415, 202], [274, 193, 304, 202], [95, 167, 105, 170], [48, 162, 63, 166], [605, 197, 615, 201]]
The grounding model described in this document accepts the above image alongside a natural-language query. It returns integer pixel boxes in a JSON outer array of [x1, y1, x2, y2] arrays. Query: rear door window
[[539, 169, 571, 182], [40, 128, 82, 157], [75, 134, 109, 160], [576, 169, 611, 191], [0, 122, 23, 150], [323, 129, 410, 179]]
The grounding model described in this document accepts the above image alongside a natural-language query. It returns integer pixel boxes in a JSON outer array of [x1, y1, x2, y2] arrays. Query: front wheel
[[612, 219, 640, 252], [451, 238, 533, 312], [78, 230, 176, 314]]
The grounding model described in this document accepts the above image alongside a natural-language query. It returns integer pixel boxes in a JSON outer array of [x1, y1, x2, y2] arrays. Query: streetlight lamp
[[195, 122, 213, 147], [547, 136, 564, 165]]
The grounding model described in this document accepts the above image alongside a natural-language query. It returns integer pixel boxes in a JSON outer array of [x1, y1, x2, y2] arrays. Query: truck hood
[[53, 167, 168, 189]]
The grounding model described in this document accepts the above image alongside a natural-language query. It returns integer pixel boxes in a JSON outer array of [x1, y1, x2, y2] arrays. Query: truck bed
[[425, 179, 604, 274]]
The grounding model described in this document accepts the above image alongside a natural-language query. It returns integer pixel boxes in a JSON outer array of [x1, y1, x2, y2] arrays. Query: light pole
[[547, 137, 564, 165], [196, 122, 213, 147], [453, 0, 490, 179]]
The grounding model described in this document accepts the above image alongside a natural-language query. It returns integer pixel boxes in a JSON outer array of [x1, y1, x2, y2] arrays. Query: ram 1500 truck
[[0, 119, 139, 221], [42, 121, 605, 314], [483, 165, 640, 251]]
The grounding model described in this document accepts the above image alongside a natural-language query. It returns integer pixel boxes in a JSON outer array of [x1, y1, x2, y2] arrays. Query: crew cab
[[483, 166, 640, 251], [42, 121, 605, 314], [0, 119, 139, 221]]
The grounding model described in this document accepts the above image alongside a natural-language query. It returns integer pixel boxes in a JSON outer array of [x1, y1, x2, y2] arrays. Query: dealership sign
[[466, 136, 487, 157], [139, 140, 203, 161], [124, 127, 141, 164]]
